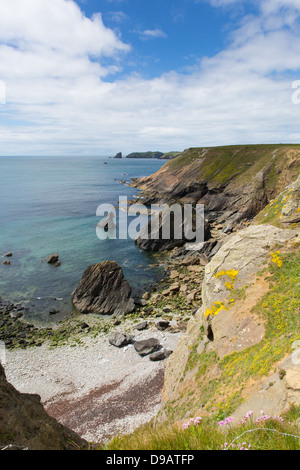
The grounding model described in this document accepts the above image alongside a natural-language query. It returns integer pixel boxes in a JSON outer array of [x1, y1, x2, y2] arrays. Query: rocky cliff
[[130, 145, 300, 425], [131, 145, 300, 226], [0, 363, 88, 450]]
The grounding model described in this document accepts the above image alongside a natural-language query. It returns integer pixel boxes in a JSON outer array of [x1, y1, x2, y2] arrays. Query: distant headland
[[114, 151, 181, 160]]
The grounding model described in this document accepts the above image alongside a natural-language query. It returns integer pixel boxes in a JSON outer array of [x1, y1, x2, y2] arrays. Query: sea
[[0, 155, 166, 324]]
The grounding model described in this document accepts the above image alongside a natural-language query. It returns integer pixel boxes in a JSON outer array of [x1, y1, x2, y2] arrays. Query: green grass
[[102, 405, 300, 450], [202, 248, 300, 413], [166, 144, 300, 190], [159, 247, 300, 423]]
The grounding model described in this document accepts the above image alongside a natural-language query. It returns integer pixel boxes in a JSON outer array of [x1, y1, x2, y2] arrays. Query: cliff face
[[0, 363, 88, 450], [131, 145, 300, 226], [130, 145, 300, 425], [158, 174, 300, 424]]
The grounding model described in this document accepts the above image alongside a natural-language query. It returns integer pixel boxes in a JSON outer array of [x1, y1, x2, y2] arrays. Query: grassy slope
[[146, 144, 300, 196], [105, 405, 300, 450], [102, 145, 300, 450]]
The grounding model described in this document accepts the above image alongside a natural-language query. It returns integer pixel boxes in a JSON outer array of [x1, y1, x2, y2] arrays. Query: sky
[[1, 0, 300, 156]]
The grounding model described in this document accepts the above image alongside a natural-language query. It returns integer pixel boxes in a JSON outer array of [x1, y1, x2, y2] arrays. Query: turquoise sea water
[[0, 156, 165, 324]]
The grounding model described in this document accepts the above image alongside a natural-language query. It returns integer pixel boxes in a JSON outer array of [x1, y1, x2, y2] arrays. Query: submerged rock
[[71, 261, 135, 316]]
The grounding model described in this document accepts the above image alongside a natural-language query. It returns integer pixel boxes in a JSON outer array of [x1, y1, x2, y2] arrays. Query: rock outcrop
[[47, 254, 59, 264], [71, 261, 135, 316], [200, 225, 296, 358], [135, 205, 211, 252], [231, 352, 300, 422], [0, 363, 87, 450], [160, 219, 300, 421]]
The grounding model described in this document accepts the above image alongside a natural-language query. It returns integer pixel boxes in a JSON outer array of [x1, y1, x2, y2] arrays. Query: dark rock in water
[[133, 338, 161, 357], [109, 332, 134, 348], [4, 252, 13, 257], [149, 349, 173, 361], [135, 205, 211, 252], [136, 321, 148, 331], [156, 320, 170, 331], [3, 260, 10, 266], [47, 254, 60, 264], [114, 152, 122, 159], [71, 261, 135, 316], [49, 309, 59, 315], [54, 261, 61, 267], [97, 212, 116, 230]]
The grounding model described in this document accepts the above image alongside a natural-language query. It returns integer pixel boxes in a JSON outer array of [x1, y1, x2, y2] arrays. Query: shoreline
[[5, 323, 182, 443], [1, 252, 204, 444], [0, 175, 212, 444]]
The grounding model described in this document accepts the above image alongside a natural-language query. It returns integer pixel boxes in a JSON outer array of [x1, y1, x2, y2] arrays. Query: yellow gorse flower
[[205, 301, 226, 318], [270, 251, 283, 268]]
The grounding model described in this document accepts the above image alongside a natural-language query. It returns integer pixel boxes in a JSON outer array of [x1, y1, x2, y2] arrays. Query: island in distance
[[125, 151, 181, 159], [114, 152, 123, 158]]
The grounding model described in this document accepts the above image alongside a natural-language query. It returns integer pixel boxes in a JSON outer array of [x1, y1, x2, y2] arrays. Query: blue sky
[[77, 0, 233, 79], [1, 0, 300, 155]]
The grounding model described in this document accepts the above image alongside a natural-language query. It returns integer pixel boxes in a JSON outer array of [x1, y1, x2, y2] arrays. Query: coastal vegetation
[[1, 144, 300, 450], [104, 404, 300, 450]]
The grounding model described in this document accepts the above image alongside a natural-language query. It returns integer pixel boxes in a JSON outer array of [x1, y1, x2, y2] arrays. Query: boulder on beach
[[71, 260, 135, 316], [149, 349, 173, 362], [136, 321, 148, 331], [156, 320, 170, 331], [133, 338, 161, 357], [109, 332, 134, 348]]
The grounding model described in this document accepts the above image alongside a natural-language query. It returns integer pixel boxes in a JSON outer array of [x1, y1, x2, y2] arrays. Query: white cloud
[[135, 29, 167, 40], [0, 0, 129, 57], [107, 11, 129, 23], [1, 0, 300, 155]]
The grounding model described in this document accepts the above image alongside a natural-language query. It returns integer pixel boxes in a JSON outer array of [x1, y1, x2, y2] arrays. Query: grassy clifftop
[[134, 144, 300, 197], [131, 144, 300, 228]]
